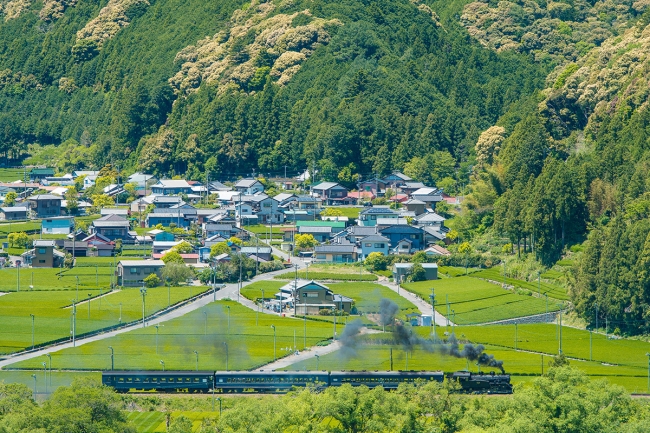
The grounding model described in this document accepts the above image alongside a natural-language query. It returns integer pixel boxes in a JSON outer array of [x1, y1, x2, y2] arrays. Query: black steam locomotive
[[102, 370, 512, 394]]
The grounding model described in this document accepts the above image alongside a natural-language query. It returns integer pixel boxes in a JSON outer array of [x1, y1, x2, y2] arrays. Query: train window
[[185, 378, 190, 383], [161, 378, 166, 383], [118, 378, 124, 383], [144, 378, 149, 383], [193, 378, 199, 383], [152, 378, 158, 383], [135, 378, 141, 383], [127, 378, 133, 383]]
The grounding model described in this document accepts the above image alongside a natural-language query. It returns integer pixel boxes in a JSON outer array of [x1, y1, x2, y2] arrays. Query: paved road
[[0, 254, 307, 369]]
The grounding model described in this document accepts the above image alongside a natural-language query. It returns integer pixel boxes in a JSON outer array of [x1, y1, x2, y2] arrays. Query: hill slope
[[0, 0, 546, 178]]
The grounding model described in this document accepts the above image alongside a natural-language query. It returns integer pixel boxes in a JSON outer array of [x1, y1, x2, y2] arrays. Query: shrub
[[144, 273, 161, 288]]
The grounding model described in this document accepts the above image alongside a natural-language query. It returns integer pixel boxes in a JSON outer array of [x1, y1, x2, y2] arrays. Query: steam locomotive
[[102, 370, 513, 394]]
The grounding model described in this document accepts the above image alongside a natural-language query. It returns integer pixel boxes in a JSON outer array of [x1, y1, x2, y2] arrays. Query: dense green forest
[[1, 367, 650, 433], [3, 0, 650, 333]]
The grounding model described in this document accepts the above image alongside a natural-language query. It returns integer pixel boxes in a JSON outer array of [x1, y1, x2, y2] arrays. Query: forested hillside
[[0, 0, 547, 177], [3, 0, 650, 333]]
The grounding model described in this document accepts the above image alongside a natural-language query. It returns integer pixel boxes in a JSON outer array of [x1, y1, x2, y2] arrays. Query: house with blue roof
[[379, 225, 425, 253], [42, 216, 74, 234]]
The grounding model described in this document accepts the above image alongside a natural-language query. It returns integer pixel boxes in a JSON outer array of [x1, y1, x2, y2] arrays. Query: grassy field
[[438, 266, 479, 277], [75, 257, 139, 267], [11, 300, 340, 371], [0, 285, 209, 354], [451, 324, 650, 370], [127, 411, 217, 433], [0, 168, 26, 182], [326, 282, 418, 316], [403, 277, 560, 324], [322, 207, 361, 219], [0, 370, 100, 396], [285, 332, 650, 393], [243, 224, 287, 234], [240, 281, 287, 303], [0, 267, 114, 291], [470, 268, 569, 300], [274, 271, 377, 281]]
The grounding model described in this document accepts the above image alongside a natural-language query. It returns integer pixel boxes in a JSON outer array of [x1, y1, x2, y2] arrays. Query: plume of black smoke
[[338, 319, 364, 359], [391, 325, 505, 373], [439, 334, 505, 373], [379, 298, 399, 326]]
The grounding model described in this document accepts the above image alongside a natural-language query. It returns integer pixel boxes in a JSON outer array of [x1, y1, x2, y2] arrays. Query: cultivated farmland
[[0, 286, 209, 354], [403, 277, 560, 324], [10, 300, 339, 371], [469, 268, 569, 300]]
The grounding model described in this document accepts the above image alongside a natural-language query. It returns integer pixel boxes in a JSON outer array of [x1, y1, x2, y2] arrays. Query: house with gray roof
[[411, 187, 443, 205], [28, 194, 63, 218], [117, 260, 165, 287], [298, 225, 332, 243], [314, 244, 357, 263], [0, 206, 27, 221], [392, 262, 438, 282], [358, 207, 398, 227], [311, 182, 349, 205], [91, 214, 133, 241], [234, 178, 264, 195]]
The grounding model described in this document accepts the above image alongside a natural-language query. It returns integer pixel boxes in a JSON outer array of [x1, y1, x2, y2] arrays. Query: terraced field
[[403, 277, 560, 324], [469, 268, 569, 300]]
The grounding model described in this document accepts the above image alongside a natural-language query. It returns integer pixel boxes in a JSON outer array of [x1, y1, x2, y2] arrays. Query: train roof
[[102, 371, 214, 376], [331, 370, 444, 376], [215, 370, 329, 375]]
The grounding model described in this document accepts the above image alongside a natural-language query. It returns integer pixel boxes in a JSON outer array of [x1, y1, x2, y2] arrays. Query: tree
[[144, 273, 161, 288], [409, 263, 426, 282], [295, 234, 318, 249], [4, 191, 17, 206], [65, 186, 79, 215], [210, 242, 231, 258], [8, 232, 30, 248], [228, 236, 243, 246], [161, 250, 185, 265], [162, 262, 194, 285], [91, 194, 115, 213], [364, 252, 387, 271], [321, 207, 343, 217], [169, 415, 193, 433], [172, 241, 193, 254], [458, 242, 472, 255], [475, 125, 506, 168]]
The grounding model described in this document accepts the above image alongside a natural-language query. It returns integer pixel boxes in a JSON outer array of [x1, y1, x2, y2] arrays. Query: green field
[[243, 224, 286, 235], [438, 266, 479, 277], [0, 168, 26, 182], [470, 268, 569, 300], [322, 207, 361, 219], [285, 331, 650, 393], [0, 267, 113, 292], [326, 282, 418, 316], [0, 285, 209, 354], [452, 324, 650, 371], [403, 277, 560, 324], [127, 411, 218, 433], [11, 300, 340, 371], [240, 281, 287, 303], [0, 370, 100, 396], [274, 271, 377, 281]]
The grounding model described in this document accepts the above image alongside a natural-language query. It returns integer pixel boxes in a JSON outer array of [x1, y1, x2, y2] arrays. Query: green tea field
[[403, 277, 560, 324], [0, 285, 209, 354], [10, 300, 340, 371], [470, 268, 569, 300]]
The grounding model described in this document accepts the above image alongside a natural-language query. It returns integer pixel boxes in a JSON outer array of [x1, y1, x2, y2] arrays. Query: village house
[[313, 245, 358, 263], [91, 214, 134, 241], [358, 207, 399, 227], [234, 178, 264, 195], [311, 182, 349, 206], [22, 240, 65, 268], [117, 260, 165, 287], [28, 194, 62, 218], [150, 179, 194, 195], [0, 206, 27, 221]]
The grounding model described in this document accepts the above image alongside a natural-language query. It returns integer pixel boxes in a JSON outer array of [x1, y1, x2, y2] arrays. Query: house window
[[305, 293, 319, 298], [374, 243, 384, 248], [38, 248, 46, 254], [39, 260, 45, 263], [130, 268, 138, 274], [365, 243, 372, 247], [316, 255, 326, 260]]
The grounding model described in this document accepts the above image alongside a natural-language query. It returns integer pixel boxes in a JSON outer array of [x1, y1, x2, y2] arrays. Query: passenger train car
[[102, 370, 512, 394]]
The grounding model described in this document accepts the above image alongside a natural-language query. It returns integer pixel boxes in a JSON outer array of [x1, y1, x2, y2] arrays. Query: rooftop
[[118, 259, 165, 267]]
